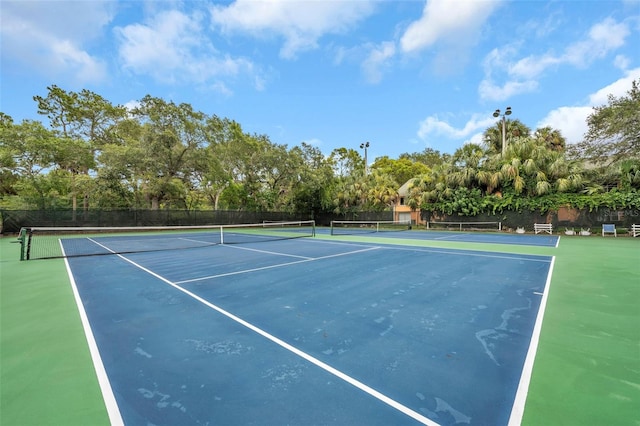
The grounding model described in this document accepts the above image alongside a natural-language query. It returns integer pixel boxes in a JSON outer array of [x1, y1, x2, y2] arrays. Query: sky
[[1, 0, 639, 162]]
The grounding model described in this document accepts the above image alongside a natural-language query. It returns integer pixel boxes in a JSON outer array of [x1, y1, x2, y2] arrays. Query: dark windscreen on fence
[[0, 209, 395, 234]]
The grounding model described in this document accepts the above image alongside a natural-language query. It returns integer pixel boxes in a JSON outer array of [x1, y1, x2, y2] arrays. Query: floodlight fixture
[[493, 107, 513, 156], [360, 142, 370, 175]]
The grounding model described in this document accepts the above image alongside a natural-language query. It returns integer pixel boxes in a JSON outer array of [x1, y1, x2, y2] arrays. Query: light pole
[[360, 141, 370, 175], [493, 106, 512, 155]]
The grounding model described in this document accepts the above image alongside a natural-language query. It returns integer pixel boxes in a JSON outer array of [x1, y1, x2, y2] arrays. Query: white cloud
[[478, 79, 539, 102], [479, 17, 633, 102], [614, 54, 630, 70], [362, 41, 396, 84], [400, 0, 501, 53], [115, 10, 259, 88], [466, 132, 489, 148], [0, 0, 113, 84], [510, 17, 630, 80], [562, 17, 630, 67], [588, 67, 640, 105], [123, 100, 141, 111], [417, 114, 496, 140], [1, 0, 115, 41], [208, 81, 233, 97], [209, 0, 376, 59], [537, 68, 640, 144], [537, 106, 593, 145]]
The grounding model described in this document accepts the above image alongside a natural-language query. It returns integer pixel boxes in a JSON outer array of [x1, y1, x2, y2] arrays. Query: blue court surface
[[322, 227, 559, 247], [65, 237, 554, 425]]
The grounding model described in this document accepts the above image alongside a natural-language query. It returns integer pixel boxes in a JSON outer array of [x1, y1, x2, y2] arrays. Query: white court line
[[382, 245, 553, 263], [221, 244, 314, 260], [430, 233, 471, 241], [61, 241, 124, 426], [176, 258, 312, 284], [508, 256, 556, 425], [85, 238, 437, 425], [175, 246, 381, 284], [305, 239, 380, 249], [178, 237, 219, 246]]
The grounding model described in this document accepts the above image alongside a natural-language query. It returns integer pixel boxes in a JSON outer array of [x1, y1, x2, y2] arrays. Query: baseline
[[381, 244, 552, 263]]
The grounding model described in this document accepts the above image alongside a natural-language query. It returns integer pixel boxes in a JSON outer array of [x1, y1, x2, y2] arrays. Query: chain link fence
[[2, 207, 637, 235], [421, 206, 640, 232], [0, 209, 395, 234]]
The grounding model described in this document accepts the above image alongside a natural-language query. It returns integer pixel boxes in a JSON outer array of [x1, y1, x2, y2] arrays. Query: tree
[[487, 137, 583, 197], [131, 96, 205, 209], [289, 143, 334, 216], [367, 171, 399, 210], [577, 79, 640, 164], [0, 118, 65, 208], [483, 119, 531, 155], [399, 147, 449, 168], [329, 148, 363, 177], [534, 126, 566, 152], [194, 115, 239, 210], [331, 172, 370, 215], [33, 86, 127, 212], [449, 144, 486, 188], [370, 156, 430, 187]]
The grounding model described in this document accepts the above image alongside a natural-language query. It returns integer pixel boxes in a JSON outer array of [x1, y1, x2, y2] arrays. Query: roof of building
[[397, 179, 415, 197]]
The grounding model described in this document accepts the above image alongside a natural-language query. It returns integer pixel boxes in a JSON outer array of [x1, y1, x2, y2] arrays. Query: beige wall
[[394, 204, 424, 225]]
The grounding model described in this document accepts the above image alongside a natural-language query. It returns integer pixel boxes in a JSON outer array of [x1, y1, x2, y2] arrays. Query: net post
[[311, 220, 316, 237], [220, 226, 224, 245], [499, 222, 502, 231], [18, 227, 26, 261]]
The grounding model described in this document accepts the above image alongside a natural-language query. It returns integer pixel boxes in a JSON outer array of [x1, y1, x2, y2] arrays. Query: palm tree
[[483, 119, 531, 154], [449, 144, 485, 188], [534, 126, 566, 152], [493, 136, 584, 196], [367, 171, 398, 210]]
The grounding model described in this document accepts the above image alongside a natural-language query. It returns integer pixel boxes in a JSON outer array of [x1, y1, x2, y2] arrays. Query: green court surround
[[1, 231, 638, 425]]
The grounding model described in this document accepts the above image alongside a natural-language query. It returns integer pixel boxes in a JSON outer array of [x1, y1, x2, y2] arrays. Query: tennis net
[[18, 220, 316, 260], [426, 221, 502, 232], [330, 220, 412, 236]]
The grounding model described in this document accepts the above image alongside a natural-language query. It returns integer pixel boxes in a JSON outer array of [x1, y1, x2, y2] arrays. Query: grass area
[[0, 236, 109, 426], [522, 236, 640, 426], [0, 233, 638, 425]]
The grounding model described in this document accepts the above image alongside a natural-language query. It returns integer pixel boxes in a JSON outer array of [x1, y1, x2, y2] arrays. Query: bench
[[602, 224, 617, 237], [632, 224, 639, 237], [534, 223, 553, 234]]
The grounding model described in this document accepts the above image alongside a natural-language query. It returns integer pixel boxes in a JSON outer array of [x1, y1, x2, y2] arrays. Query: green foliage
[[2, 84, 639, 218], [575, 79, 640, 164], [371, 156, 430, 186], [427, 187, 484, 216], [426, 190, 640, 216]]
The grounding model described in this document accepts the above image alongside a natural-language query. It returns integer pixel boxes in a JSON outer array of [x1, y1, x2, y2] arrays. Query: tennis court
[[1, 223, 638, 426], [325, 222, 559, 247]]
